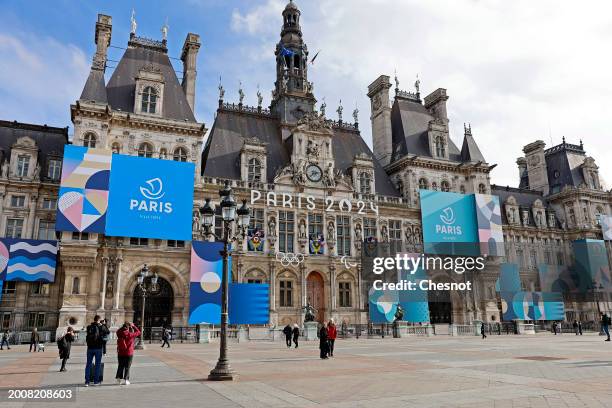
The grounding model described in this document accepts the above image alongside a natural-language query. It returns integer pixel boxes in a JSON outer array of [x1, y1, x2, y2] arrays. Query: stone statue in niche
[[192, 211, 201, 232], [327, 221, 336, 241], [106, 278, 114, 298], [521, 211, 529, 226], [298, 218, 306, 239], [268, 216, 277, 237], [1, 160, 8, 178], [381, 225, 389, 243]]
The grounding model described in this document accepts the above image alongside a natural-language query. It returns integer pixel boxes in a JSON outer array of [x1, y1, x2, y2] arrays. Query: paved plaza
[[1, 333, 612, 407]]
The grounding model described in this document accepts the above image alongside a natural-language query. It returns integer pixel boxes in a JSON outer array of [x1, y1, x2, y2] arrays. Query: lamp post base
[[208, 360, 236, 381]]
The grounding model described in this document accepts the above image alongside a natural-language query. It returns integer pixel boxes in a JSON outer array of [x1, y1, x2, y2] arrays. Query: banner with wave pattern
[[0, 238, 57, 283]]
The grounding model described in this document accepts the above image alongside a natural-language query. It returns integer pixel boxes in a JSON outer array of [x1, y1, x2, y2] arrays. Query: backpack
[[56, 335, 67, 350], [86, 324, 100, 345]]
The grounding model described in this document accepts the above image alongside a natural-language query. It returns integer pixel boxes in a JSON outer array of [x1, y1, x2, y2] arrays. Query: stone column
[[100, 257, 109, 310], [269, 261, 276, 312], [0, 192, 5, 234], [114, 257, 123, 310], [300, 263, 307, 307], [329, 263, 336, 312], [26, 195, 38, 238]]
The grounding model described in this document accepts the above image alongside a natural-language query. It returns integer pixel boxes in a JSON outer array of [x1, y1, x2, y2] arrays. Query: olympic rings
[[276, 252, 305, 267]]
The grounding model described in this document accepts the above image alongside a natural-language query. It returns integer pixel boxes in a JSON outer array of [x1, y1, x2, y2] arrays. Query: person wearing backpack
[[601, 313, 611, 341], [161, 326, 171, 348], [57, 327, 75, 372], [100, 319, 110, 355], [0, 329, 10, 350], [84, 315, 110, 386], [115, 322, 141, 385]]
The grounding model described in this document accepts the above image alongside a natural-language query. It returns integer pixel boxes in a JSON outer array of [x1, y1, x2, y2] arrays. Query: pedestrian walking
[[29, 327, 40, 352], [292, 324, 299, 348], [84, 314, 110, 386], [57, 327, 75, 372], [602, 313, 611, 341], [578, 321, 583, 335], [0, 329, 10, 350], [161, 326, 171, 348], [573, 320, 579, 335], [327, 320, 337, 357], [319, 322, 329, 359], [283, 324, 292, 348], [552, 322, 558, 335], [101, 319, 110, 355], [481, 322, 487, 339], [115, 322, 140, 385]]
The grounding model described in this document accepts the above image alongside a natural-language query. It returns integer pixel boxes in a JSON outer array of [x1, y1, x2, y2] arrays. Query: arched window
[[141, 86, 158, 114], [111, 142, 121, 154], [435, 136, 446, 157], [595, 206, 605, 225], [431, 182, 438, 191], [159, 148, 168, 159], [72, 277, 80, 295], [248, 158, 262, 182], [138, 143, 154, 158], [359, 172, 372, 194], [478, 183, 487, 194], [441, 180, 450, 192], [83, 133, 97, 148], [173, 147, 188, 162], [418, 178, 428, 190]]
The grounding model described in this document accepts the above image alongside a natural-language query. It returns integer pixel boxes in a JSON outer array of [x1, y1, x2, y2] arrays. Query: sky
[[0, 0, 611, 188]]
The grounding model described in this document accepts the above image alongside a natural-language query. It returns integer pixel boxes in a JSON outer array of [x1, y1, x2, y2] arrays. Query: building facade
[[0, 1, 610, 334]]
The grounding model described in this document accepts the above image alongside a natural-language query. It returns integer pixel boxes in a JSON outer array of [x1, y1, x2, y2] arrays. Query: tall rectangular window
[[529, 250, 537, 268], [38, 220, 56, 240], [5, 218, 24, 238], [389, 219, 402, 253], [28, 312, 45, 328], [1, 313, 10, 329], [338, 282, 352, 307], [279, 280, 293, 307], [336, 215, 351, 256], [278, 211, 294, 253], [308, 213, 324, 254], [30, 282, 49, 295], [1, 281, 16, 295], [10, 195, 25, 207], [47, 159, 61, 180], [17, 155, 30, 177], [516, 249, 524, 268], [248, 208, 265, 252], [363, 218, 376, 240], [42, 198, 57, 210]]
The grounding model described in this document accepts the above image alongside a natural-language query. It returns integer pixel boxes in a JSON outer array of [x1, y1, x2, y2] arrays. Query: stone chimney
[[522, 140, 549, 195], [516, 157, 527, 180], [367, 75, 393, 166], [424, 88, 448, 122], [181, 33, 201, 112], [92, 14, 112, 72]]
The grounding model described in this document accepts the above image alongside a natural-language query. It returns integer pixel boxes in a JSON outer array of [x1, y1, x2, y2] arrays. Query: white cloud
[[226, 0, 612, 188], [0, 32, 89, 129]]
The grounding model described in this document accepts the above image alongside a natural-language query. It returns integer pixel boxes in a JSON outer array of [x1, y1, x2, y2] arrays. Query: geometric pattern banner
[[188, 241, 230, 325], [602, 215, 612, 241], [500, 291, 564, 321], [0, 238, 57, 283], [475, 194, 504, 256], [573, 239, 611, 292], [56, 145, 111, 233]]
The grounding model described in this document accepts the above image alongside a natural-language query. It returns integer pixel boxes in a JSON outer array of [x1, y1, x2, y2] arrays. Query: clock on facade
[[306, 163, 322, 182]]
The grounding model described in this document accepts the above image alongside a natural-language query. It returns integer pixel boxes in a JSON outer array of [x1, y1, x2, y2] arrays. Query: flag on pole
[[280, 46, 295, 57]]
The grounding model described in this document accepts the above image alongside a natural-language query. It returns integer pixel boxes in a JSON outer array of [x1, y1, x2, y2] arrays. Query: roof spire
[[130, 9, 137, 37], [464, 123, 472, 136], [218, 76, 225, 102], [161, 18, 169, 43]]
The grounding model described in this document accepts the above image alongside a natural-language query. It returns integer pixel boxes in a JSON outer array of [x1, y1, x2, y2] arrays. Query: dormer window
[[141, 86, 158, 114], [47, 159, 61, 180], [83, 132, 97, 148], [138, 142, 154, 158], [17, 155, 30, 177], [359, 172, 372, 194], [418, 178, 428, 190], [248, 158, 262, 182], [435, 136, 446, 157], [173, 147, 188, 162]]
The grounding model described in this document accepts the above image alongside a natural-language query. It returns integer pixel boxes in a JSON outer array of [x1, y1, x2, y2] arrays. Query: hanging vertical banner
[[601, 216, 612, 241], [573, 239, 611, 292], [474, 194, 504, 256], [56, 145, 112, 233], [188, 241, 231, 325], [0, 239, 57, 283]]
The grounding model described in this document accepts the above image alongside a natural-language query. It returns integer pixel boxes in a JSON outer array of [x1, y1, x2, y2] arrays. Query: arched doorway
[[428, 289, 452, 324], [306, 271, 325, 322], [133, 276, 174, 336]]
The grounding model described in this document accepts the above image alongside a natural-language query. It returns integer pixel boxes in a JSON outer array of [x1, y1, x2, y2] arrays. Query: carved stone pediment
[[296, 112, 332, 133]]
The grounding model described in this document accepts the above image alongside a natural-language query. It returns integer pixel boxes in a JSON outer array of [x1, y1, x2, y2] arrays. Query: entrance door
[[428, 289, 452, 324], [133, 276, 174, 338], [306, 272, 325, 322]]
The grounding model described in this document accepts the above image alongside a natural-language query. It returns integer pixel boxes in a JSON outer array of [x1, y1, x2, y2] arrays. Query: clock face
[[306, 164, 322, 182]]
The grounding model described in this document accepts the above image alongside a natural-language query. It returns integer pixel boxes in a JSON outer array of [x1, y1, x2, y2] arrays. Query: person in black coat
[[480, 322, 487, 339], [319, 322, 329, 359], [59, 327, 75, 372], [292, 324, 299, 348], [283, 324, 292, 348]]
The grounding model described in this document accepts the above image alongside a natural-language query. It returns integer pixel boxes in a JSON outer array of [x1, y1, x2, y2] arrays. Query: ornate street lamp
[[135, 264, 158, 350], [200, 181, 249, 381]]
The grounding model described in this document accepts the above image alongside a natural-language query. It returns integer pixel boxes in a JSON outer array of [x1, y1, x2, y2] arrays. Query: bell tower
[[271, 0, 316, 126]]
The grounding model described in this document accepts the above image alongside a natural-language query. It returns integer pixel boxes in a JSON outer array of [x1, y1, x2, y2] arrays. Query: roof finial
[[562, 136, 566, 144], [464, 123, 472, 136], [414, 74, 420, 97], [352, 103, 359, 124], [319, 97, 326, 117], [130, 9, 137, 36], [256, 84, 263, 109], [238, 81, 245, 105], [580, 139, 583, 149], [394, 69, 399, 94], [218, 76, 225, 102], [161, 18, 169, 42]]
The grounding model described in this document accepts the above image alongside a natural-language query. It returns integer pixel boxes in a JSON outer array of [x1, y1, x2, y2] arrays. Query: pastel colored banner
[[602, 216, 612, 241], [475, 193, 504, 256], [500, 291, 564, 321], [0, 238, 57, 283], [188, 241, 231, 325], [56, 145, 111, 233], [573, 239, 611, 292]]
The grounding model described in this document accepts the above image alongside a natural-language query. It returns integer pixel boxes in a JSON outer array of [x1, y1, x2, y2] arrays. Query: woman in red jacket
[[327, 319, 337, 357], [115, 322, 141, 385]]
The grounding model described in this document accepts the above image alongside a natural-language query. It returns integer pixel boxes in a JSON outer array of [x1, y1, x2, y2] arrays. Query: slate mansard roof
[[0, 120, 68, 164], [202, 108, 401, 197], [80, 37, 196, 122]]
